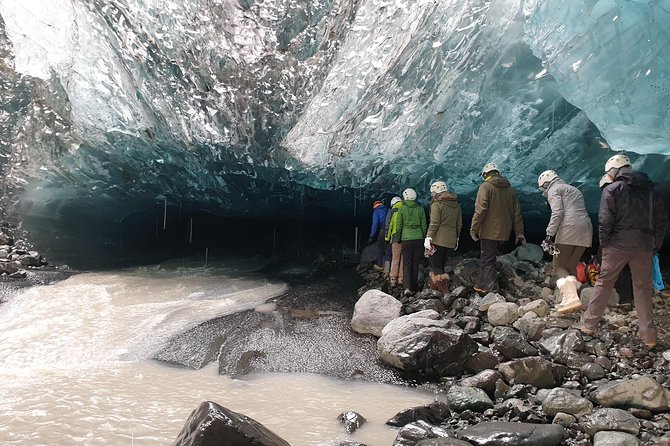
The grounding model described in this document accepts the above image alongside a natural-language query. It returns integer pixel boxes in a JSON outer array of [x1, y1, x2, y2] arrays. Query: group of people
[[368, 154, 669, 350]]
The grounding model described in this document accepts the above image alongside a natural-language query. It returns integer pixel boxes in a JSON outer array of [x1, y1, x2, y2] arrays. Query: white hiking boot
[[556, 275, 582, 315]]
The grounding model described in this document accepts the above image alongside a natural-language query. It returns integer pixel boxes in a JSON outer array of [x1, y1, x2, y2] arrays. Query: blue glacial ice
[[0, 0, 668, 255]]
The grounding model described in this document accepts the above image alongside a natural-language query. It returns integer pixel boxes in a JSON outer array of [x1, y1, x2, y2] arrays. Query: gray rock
[[406, 299, 447, 314], [593, 431, 639, 446], [542, 388, 593, 418], [513, 312, 546, 341], [552, 412, 576, 428], [519, 299, 550, 317], [492, 328, 538, 359], [580, 363, 606, 381], [415, 439, 473, 446], [582, 408, 641, 436], [387, 401, 451, 427], [593, 376, 670, 412], [447, 385, 494, 413], [464, 348, 500, 373], [487, 302, 520, 326], [498, 357, 562, 389], [458, 421, 568, 446], [377, 310, 478, 377], [460, 369, 503, 398], [172, 401, 289, 446], [393, 420, 452, 446], [337, 411, 366, 433], [538, 330, 585, 365], [479, 292, 506, 311], [512, 244, 544, 263], [352, 289, 402, 337]]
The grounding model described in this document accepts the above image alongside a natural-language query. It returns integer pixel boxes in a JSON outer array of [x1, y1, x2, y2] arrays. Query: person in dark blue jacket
[[368, 200, 389, 271]]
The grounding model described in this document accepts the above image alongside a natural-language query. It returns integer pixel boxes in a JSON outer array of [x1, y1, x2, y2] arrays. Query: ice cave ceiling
[[0, 0, 669, 255]]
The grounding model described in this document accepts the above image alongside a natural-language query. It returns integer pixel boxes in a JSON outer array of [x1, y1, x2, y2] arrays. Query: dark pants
[[401, 239, 424, 292], [429, 245, 450, 274], [615, 265, 634, 305], [376, 233, 391, 266], [581, 247, 655, 344], [476, 239, 503, 293]]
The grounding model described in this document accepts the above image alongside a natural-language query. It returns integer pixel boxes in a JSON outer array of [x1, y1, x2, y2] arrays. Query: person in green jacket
[[424, 181, 462, 293], [384, 196, 404, 287], [396, 188, 427, 295]]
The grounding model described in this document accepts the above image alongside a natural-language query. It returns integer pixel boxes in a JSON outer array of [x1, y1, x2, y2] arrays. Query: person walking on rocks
[[384, 196, 404, 287], [424, 181, 462, 294], [537, 170, 593, 314], [579, 154, 667, 349], [470, 163, 525, 295], [396, 188, 427, 296], [368, 199, 389, 272]]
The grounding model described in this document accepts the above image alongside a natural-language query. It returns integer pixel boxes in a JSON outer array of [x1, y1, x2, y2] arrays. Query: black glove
[[544, 235, 555, 244], [367, 237, 375, 245]]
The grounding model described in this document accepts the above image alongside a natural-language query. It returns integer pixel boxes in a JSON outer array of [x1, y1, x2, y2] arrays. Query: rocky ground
[[348, 244, 670, 446]]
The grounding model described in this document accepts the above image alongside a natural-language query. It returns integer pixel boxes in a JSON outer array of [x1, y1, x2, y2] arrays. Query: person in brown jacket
[[424, 181, 462, 293], [470, 163, 525, 294]]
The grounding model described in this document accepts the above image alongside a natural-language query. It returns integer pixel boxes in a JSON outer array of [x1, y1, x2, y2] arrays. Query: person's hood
[[618, 170, 654, 190], [432, 191, 459, 206], [403, 200, 420, 208], [392, 201, 403, 209], [373, 200, 386, 210], [485, 174, 510, 188]]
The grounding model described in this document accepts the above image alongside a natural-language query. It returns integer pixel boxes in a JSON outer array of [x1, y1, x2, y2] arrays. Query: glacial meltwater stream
[[0, 259, 434, 446]]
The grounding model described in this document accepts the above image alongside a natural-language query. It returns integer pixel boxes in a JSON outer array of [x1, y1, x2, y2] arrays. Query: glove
[[424, 237, 433, 250], [544, 234, 555, 244], [470, 232, 479, 242], [367, 237, 375, 245], [516, 234, 527, 245]]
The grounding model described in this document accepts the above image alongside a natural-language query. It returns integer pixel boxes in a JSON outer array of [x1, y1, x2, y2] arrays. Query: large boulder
[[172, 401, 289, 446], [351, 289, 402, 337], [458, 422, 568, 446], [447, 385, 494, 413], [393, 421, 452, 446], [498, 357, 564, 389], [512, 244, 544, 264], [386, 401, 451, 427], [582, 408, 640, 437], [377, 310, 478, 377], [542, 388, 593, 418], [593, 376, 670, 412]]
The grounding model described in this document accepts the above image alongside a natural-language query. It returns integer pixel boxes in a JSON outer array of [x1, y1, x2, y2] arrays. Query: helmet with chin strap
[[430, 181, 448, 194], [402, 188, 417, 201], [390, 196, 402, 206], [605, 154, 631, 172], [481, 162, 499, 177], [537, 170, 559, 189]]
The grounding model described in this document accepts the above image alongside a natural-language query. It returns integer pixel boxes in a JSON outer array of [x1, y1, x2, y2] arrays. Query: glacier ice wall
[[0, 0, 669, 257]]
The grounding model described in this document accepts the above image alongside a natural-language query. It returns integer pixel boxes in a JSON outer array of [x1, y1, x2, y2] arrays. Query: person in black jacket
[[579, 155, 667, 349]]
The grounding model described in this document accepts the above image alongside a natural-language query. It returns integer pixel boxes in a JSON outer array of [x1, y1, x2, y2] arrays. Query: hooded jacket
[[427, 192, 462, 249], [544, 179, 593, 247], [369, 202, 388, 238], [471, 174, 524, 241], [396, 200, 427, 242], [385, 200, 403, 243], [599, 170, 667, 251]]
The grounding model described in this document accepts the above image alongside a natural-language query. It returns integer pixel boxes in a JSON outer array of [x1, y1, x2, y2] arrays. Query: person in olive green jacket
[[396, 188, 427, 295], [470, 163, 525, 294], [424, 181, 462, 292]]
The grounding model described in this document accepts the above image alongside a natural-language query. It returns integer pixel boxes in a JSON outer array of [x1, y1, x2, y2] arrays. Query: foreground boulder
[[458, 422, 568, 446], [593, 376, 670, 412], [173, 401, 289, 446], [351, 289, 402, 337], [377, 310, 478, 377]]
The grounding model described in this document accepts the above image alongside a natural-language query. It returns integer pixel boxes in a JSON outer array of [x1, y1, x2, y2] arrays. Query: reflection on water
[[0, 262, 435, 445]]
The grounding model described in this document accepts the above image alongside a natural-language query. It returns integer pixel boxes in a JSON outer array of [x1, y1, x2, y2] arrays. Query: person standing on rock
[[470, 163, 525, 295], [368, 199, 389, 272], [384, 196, 404, 288], [579, 154, 667, 350], [395, 188, 427, 296], [537, 170, 593, 314], [424, 181, 462, 294]]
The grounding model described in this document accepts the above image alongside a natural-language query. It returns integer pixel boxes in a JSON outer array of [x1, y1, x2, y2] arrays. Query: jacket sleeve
[[427, 203, 439, 238], [513, 192, 524, 237], [545, 187, 564, 237], [471, 185, 488, 236], [396, 208, 404, 242], [653, 190, 668, 250], [598, 185, 617, 247], [369, 209, 382, 238], [457, 206, 463, 234]]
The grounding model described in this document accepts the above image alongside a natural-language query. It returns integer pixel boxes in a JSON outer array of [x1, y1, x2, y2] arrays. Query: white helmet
[[390, 196, 402, 207], [605, 154, 631, 172], [430, 181, 448, 194], [402, 188, 417, 201], [482, 162, 499, 176], [598, 174, 612, 189], [537, 170, 559, 188]]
